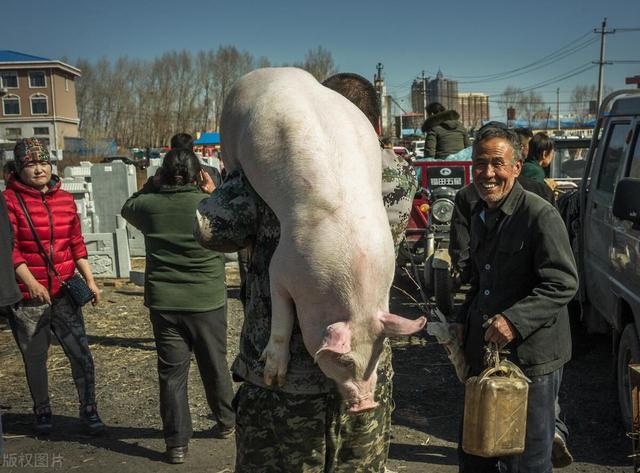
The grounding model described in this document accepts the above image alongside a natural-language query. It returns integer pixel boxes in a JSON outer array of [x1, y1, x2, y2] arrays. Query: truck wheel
[[434, 267, 454, 316], [617, 324, 640, 431]]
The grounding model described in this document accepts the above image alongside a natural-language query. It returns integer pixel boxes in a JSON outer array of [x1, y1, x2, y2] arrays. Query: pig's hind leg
[[260, 272, 294, 387]]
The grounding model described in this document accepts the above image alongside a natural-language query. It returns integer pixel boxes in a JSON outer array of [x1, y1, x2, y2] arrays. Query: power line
[[387, 34, 596, 89], [436, 31, 594, 80], [519, 64, 597, 92], [456, 38, 598, 84]]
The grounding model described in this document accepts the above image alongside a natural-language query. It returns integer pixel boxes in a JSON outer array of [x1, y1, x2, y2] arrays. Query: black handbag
[[15, 192, 95, 307]]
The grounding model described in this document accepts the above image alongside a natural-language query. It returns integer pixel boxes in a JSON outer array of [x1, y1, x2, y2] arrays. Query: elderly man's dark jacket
[[456, 182, 578, 377], [450, 177, 555, 282]]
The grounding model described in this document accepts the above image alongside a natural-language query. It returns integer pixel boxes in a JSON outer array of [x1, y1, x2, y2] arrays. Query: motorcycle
[[422, 185, 457, 316], [402, 159, 472, 315]]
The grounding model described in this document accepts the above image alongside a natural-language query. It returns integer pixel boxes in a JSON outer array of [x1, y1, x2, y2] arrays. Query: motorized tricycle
[[401, 159, 472, 315]]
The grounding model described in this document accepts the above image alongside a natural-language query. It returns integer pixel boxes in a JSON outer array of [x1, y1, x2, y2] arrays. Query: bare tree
[[73, 46, 262, 149], [518, 91, 545, 125], [300, 46, 337, 82], [501, 86, 522, 117], [211, 46, 255, 130], [501, 87, 544, 124], [569, 84, 608, 125]]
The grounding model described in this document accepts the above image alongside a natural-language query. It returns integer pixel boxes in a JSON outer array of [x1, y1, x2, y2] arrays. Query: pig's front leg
[[260, 278, 294, 386]]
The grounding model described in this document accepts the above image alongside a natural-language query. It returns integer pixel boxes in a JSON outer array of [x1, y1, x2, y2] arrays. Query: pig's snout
[[348, 396, 378, 415]]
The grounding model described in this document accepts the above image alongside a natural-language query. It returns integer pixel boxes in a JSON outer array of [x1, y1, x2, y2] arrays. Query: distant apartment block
[[0, 50, 81, 155], [411, 70, 459, 114], [411, 80, 426, 114], [458, 93, 490, 130], [426, 70, 459, 112]]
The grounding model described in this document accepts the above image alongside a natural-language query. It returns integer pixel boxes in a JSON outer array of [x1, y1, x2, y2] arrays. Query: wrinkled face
[[19, 160, 52, 191], [473, 138, 521, 208]]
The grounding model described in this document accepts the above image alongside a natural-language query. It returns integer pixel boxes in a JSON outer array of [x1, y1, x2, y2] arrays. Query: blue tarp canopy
[[507, 119, 596, 129], [194, 132, 220, 145], [401, 129, 425, 137]]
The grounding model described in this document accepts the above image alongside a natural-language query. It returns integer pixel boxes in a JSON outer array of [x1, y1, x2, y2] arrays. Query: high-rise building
[[426, 70, 459, 111], [458, 93, 490, 130], [411, 70, 459, 114], [410, 80, 425, 114]]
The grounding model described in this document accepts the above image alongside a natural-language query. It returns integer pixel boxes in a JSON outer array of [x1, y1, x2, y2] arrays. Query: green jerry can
[[462, 358, 529, 458]]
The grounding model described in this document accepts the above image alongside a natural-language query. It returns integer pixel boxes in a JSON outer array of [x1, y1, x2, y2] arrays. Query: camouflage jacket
[[195, 152, 417, 394]]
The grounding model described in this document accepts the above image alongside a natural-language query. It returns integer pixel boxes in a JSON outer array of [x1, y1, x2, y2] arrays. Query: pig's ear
[[314, 321, 351, 362], [379, 312, 426, 336]]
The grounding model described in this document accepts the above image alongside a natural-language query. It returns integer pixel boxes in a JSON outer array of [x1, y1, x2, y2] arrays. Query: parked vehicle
[[402, 159, 472, 314], [102, 155, 149, 170], [393, 146, 411, 158], [411, 140, 425, 158], [560, 89, 640, 430]]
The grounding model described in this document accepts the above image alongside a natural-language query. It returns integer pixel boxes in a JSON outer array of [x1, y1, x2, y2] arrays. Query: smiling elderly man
[[454, 123, 578, 473]]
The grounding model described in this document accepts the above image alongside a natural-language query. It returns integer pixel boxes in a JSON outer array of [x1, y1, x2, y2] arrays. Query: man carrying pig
[[195, 72, 417, 472]]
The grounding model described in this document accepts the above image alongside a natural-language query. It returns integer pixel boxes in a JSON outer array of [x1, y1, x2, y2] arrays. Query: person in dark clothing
[[121, 148, 234, 465], [450, 126, 572, 467], [453, 124, 578, 472], [450, 177, 554, 285], [514, 128, 533, 156], [0, 193, 21, 315], [521, 132, 555, 183], [0, 192, 22, 451], [170, 133, 223, 188], [421, 102, 470, 159]]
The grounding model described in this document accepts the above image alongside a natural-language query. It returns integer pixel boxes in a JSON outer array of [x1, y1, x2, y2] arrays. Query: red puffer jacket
[[3, 176, 88, 300]]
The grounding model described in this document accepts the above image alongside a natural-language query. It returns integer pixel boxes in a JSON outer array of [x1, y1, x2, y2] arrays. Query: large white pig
[[200, 67, 426, 413]]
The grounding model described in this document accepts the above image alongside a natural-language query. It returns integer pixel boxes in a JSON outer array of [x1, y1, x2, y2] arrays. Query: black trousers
[[150, 305, 235, 447], [9, 295, 96, 411]]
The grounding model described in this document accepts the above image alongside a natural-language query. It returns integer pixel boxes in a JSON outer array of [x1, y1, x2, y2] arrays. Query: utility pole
[[556, 88, 561, 132], [422, 70, 427, 120], [594, 18, 615, 109], [375, 63, 384, 134]]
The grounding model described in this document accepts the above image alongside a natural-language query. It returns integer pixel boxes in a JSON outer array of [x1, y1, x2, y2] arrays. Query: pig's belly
[[269, 205, 395, 330]]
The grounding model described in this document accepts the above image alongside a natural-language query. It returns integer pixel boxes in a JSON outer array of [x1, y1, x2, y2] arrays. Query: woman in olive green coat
[[121, 149, 234, 464]]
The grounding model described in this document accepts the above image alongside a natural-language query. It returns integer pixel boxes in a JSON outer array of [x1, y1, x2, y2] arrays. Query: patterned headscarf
[[14, 138, 51, 172]]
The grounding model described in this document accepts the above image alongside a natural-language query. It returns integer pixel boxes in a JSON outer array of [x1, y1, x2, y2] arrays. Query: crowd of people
[[0, 74, 577, 473]]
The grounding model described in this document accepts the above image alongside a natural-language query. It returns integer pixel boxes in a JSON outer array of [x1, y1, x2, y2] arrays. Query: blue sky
[[4, 0, 639, 119]]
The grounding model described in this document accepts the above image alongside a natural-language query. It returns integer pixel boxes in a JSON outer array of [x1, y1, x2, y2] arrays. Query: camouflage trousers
[[234, 360, 394, 473], [9, 294, 97, 411]]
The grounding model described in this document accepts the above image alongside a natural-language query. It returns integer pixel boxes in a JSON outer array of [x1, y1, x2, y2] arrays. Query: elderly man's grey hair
[[472, 124, 522, 164]]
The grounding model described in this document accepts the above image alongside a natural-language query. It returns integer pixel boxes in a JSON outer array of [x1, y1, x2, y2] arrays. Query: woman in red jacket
[[3, 138, 104, 435]]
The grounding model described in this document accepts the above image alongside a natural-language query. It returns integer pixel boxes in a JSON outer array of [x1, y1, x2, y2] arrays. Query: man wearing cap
[[453, 124, 578, 472], [3, 138, 105, 435]]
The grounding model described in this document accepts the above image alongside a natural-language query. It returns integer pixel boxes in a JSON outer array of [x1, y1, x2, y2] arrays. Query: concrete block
[[84, 231, 131, 278]]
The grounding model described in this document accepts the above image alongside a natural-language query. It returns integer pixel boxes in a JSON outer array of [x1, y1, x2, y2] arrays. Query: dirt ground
[[0, 264, 634, 472]]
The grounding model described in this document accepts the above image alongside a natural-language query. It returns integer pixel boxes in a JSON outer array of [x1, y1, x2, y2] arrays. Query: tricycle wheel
[[617, 323, 640, 432], [434, 267, 454, 316]]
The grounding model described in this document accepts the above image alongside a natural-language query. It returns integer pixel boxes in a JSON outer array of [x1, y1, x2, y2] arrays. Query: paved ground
[[0, 267, 635, 472]]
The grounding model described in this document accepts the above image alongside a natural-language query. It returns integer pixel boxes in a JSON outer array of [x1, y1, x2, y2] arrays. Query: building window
[[2, 95, 20, 115], [29, 71, 46, 88], [0, 71, 18, 88], [34, 127, 49, 135], [5, 128, 22, 140], [30, 94, 48, 115]]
